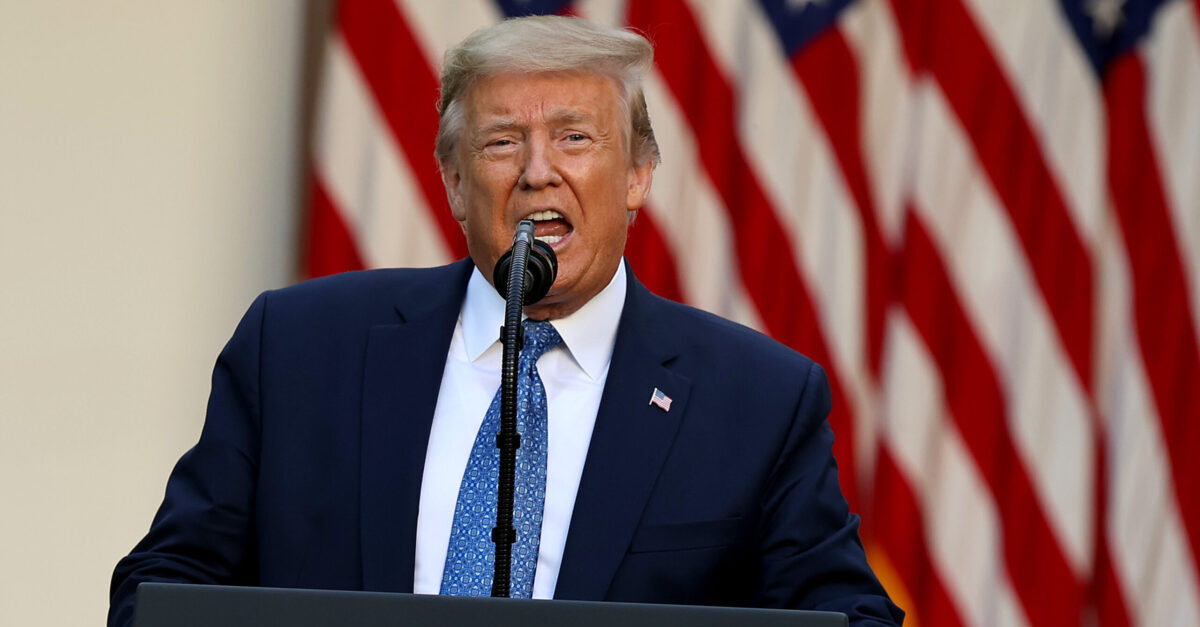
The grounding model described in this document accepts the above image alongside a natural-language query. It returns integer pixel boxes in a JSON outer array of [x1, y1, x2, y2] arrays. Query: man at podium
[[110, 15, 903, 627]]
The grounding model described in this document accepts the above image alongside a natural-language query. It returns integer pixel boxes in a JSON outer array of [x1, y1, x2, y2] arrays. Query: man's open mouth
[[526, 210, 572, 246]]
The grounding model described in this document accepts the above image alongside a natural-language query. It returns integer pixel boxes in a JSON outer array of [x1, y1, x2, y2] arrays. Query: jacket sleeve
[[107, 293, 267, 627], [754, 362, 905, 626]]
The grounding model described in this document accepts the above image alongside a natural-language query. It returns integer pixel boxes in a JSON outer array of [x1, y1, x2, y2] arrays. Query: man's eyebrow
[[471, 110, 599, 141], [545, 110, 594, 126], [473, 118, 522, 137]]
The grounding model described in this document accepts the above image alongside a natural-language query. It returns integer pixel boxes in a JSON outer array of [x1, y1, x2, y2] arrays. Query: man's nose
[[517, 136, 563, 189]]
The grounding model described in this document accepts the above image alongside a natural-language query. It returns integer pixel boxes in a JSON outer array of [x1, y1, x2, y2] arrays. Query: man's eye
[[489, 139, 513, 147], [566, 133, 587, 142]]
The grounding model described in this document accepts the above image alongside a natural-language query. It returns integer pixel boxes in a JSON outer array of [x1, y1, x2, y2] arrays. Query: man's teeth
[[526, 210, 563, 221], [527, 210, 565, 245]]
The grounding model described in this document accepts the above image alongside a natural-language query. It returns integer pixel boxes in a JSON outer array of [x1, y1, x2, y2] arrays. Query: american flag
[[304, 0, 1200, 625], [650, 387, 673, 412]]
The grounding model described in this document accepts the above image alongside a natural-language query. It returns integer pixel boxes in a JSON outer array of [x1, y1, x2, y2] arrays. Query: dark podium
[[133, 582, 848, 627]]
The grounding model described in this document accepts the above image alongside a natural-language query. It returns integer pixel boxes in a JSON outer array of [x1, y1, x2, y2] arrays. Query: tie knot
[[522, 320, 562, 361]]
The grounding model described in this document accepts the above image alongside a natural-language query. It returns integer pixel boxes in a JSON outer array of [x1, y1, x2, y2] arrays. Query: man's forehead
[[463, 73, 620, 118]]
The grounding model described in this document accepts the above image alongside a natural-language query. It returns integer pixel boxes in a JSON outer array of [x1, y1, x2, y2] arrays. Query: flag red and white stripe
[[303, 1, 1200, 624]]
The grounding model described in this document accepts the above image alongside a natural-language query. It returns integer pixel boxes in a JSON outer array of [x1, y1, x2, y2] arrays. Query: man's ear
[[440, 159, 467, 222], [625, 157, 654, 214]]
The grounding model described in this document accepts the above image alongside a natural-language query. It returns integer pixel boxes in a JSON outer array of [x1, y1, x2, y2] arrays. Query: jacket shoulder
[[642, 292, 820, 378], [270, 264, 463, 307], [253, 262, 472, 323]]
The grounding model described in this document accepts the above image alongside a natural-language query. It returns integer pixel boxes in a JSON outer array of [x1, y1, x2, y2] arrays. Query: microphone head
[[524, 238, 558, 303], [492, 233, 558, 305]]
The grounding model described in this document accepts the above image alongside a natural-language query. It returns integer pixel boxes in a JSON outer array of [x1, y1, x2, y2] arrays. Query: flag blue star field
[[304, 0, 1200, 625]]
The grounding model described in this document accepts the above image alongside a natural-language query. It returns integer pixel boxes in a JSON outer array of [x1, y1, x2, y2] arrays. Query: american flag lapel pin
[[649, 387, 673, 412]]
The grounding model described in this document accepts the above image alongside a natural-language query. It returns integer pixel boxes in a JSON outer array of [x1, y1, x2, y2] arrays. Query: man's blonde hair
[[435, 15, 660, 168]]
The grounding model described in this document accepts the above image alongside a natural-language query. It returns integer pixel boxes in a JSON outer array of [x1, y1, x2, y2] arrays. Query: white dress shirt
[[413, 260, 627, 599]]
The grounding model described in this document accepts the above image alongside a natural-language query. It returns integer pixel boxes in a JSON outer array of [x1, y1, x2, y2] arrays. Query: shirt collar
[[460, 258, 627, 381]]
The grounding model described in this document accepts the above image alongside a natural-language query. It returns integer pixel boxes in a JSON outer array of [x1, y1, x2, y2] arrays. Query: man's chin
[[522, 277, 579, 321]]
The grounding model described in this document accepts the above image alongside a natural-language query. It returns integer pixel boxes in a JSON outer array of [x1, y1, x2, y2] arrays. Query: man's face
[[441, 72, 653, 320]]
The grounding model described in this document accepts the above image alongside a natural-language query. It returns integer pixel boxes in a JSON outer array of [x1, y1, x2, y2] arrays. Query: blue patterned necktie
[[440, 319, 562, 598]]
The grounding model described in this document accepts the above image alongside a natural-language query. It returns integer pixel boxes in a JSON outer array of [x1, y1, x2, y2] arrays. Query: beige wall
[[0, 3, 308, 624]]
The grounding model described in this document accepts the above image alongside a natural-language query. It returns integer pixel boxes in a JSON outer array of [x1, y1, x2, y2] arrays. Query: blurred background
[[2, 1, 1197, 626], [0, 2, 320, 624]]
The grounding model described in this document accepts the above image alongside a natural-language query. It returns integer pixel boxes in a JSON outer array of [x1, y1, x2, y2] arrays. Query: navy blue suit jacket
[[110, 259, 903, 626]]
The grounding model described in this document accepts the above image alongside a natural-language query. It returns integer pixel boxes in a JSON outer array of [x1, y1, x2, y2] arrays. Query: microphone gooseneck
[[490, 219, 558, 598]]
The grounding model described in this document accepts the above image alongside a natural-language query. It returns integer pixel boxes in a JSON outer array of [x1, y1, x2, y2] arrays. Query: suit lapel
[[360, 260, 474, 592], [554, 271, 692, 600]]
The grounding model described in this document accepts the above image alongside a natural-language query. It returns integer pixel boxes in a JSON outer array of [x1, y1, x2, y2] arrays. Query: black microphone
[[488, 219, 558, 597], [492, 220, 558, 305]]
